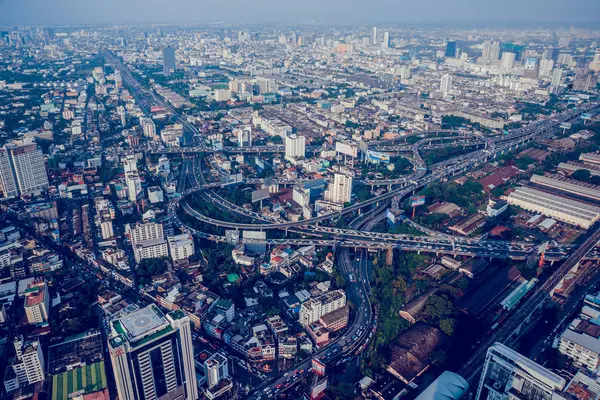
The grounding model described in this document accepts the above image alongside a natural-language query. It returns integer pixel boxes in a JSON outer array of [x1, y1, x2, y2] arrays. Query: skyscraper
[[501, 52, 516, 69], [371, 27, 377, 45], [382, 32, 390, 49], [551, 68, 563, 87], [285, 134, 306, 160], [108, 306, 198, 400], [445, 41, 457, 58], [163, 47, 176, 76], [325, 170, 353, 205], [482, 40, 500, 61], [476, 343, 566, 400], [141, 118, 157, 139], [440, 74, 453, 96], [539, 59, 555, 77], [0, 139, 49, 198]]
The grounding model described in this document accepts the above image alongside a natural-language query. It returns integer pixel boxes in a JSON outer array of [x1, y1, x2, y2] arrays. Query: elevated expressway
[[176, 103, 598, 259]]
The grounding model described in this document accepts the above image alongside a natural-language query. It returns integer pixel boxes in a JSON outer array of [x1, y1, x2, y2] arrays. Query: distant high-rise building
[[163, 47, 176, 76], [476, 343, 566, 400], [551, 67, 563, 86], [440, 74, 453, 96], [445, 41, 457, 58], [501, 52, 516, 69], [382, 32, 390, 49], [371, 27, 378, 45], [523, 57, 539, 78], [558, 37, 570, 48], [285, 134, 306, 160], [0, 139, 49, 198], [123, 155, 138, 175], [238, 126, 252, 147], [141, 118, 157, 139], [542, 48, 553, 60], [108, 306, 198, 400], [482, 40, 500, 61], [539, 59, 555, 77], [325, 170, 353, 205], [114, 70, 122, 90], [125, 173, 142, 203]]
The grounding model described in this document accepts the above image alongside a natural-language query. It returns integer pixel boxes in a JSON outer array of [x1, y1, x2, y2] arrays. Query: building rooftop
[[114, 305, 169, 343]]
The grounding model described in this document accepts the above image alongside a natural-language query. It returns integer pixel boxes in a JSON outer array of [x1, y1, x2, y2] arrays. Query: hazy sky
[[1, 0, 599, 26]]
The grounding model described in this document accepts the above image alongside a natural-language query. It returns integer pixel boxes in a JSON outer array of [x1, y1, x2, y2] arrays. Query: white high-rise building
[[482, 40, 500, 61], [325, 170, 353, 205], [125, 173, 142, 202], [238, 126, 252, 147], [204, 353, 229, 389], [11, 336, 45, 386], [0, 139, 49, 198], [501, 52, 516, 69], [108, 306, 198, 400], [129, 222, 168, 262], [285, 134, 306, 160], [123, 155, 138, 174], [539, 59, 555, 77], [130, 222, 164, 245], [382, 32, 390, 49], [167, 233, 195, 263], [371, 27, 377, 45], [141, 118, 157, 139], [476, 343, 566, 400], [551, 68, 563, 87], [440, 74, 453, 96], [299, 290, 346, 326]]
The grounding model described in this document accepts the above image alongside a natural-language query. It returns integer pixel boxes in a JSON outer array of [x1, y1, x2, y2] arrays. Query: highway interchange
[[107, 52, 600, 396]]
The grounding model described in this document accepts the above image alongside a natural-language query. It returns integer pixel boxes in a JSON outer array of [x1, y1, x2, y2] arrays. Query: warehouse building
[[506, 186, 600, 229], [530, 174, 600, 202]]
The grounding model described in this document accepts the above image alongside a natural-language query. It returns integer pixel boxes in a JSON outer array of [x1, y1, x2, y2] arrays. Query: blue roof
[[415, 371, 468, 400]]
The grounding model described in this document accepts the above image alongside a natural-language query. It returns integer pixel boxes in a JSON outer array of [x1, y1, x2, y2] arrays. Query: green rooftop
[[51, 361, 107, 400], [169, 309, 186, 320]]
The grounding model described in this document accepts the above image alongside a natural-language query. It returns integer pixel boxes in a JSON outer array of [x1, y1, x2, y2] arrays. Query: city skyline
[[1, 0, 600, 26]]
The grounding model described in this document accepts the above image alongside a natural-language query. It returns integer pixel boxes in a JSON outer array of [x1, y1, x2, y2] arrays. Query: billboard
[[251, 188, 270, 203], [335, 141, 359, 158], [559, 122, 572, 129], [367, 150, 391, 164], [220, 173, 243, 186], [242, 231, 267, 254], [387, 209, 398, 224], [311, 377, 328, 400], [312, 359, 326, 376], [410, 195, 426, 207]]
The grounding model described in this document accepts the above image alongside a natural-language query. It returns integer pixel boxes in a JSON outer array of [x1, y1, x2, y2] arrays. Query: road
[[106, 52, 600, 397]]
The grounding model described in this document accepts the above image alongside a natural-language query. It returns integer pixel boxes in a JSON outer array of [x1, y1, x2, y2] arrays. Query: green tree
[[440, 318, 458, 336], [572, 169, 592, 182]]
